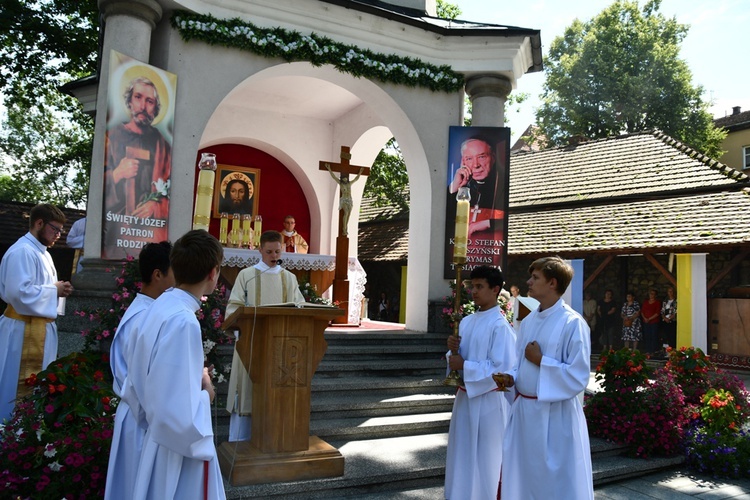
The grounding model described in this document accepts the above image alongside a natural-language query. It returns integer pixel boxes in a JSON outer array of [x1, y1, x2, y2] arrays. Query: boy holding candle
[[444, 265, 516, 499]]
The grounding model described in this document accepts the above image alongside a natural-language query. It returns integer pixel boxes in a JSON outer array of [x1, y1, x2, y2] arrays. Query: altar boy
[[126, 230, 225, 499], [225, 230, 305, 441], [495, 256, 593, 499], [444, 265, 516, 499]]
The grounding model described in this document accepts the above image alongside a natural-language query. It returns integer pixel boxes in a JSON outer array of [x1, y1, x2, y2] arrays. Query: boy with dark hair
[[495, 256, 593, 499], [445, 265, 516, 499], [126, 230, 225, 499], [225, 230, 305, 441], [0, 203, 73, 421], [105, 241, 174, 500]]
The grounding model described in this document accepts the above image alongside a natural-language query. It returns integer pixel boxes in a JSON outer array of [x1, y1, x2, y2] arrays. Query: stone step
[[311, 411, 453, 441], [310, 388, 455, 419], [315, 358, 445, 377], [323, 343, 447, 360]]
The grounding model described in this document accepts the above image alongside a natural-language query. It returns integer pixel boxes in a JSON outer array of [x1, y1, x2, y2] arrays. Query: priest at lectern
[[225, 230, 305, 441]]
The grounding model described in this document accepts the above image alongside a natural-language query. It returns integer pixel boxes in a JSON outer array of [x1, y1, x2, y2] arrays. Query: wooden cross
[[318, 146, 370, 325]]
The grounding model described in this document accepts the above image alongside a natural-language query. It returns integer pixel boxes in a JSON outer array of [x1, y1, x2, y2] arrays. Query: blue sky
[[455, 0, 750, 143]]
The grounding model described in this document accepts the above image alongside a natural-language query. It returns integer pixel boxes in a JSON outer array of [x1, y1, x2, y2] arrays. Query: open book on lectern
[[262, 301, 339, 309]]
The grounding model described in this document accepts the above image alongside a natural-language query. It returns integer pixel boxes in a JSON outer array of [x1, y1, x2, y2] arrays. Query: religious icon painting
[[101, 50, 177, 260], [443, 126, 510, 279], [213, 164, 261, 218]]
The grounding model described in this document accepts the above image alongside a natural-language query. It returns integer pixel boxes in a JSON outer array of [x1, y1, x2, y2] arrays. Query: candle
[[230, 213, 240, 247], [253, 215, 262, 247], [219, 212, 228, 245], [453, 187, 471, 262], [192, 153, 216, 231], [242, 214, 252, 249]]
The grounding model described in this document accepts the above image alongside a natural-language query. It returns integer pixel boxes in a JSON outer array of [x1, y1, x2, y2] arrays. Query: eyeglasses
[[46, 222, 64, 236]]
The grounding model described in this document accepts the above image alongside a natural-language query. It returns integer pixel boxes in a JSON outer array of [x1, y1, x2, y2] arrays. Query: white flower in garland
[[171, 12, 464, 92]]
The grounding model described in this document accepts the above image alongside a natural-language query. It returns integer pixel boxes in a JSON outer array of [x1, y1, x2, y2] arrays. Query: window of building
[[745, 145, 750, 170]]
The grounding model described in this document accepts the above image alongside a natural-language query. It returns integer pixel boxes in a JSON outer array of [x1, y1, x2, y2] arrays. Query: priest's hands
[[56, 281, 74, 297], [525, 340, 542, 366], [202, 367, 215, 403]]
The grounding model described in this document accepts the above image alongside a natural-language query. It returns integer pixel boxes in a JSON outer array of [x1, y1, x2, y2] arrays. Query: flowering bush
[[699, 388, 741, 435], [594, 347, 652, 393], [666, 346, 713, 404], [298, 277, 332, 305], [197, 283, 232, 383], [75, 256, 140, 351], [683, 426, 750, 478], [708, 370, 750, 422], [0, 351, 117, 498], [586, 366, 688, 457], [441, 280, 475, 330], [440, 280, 513, 330]]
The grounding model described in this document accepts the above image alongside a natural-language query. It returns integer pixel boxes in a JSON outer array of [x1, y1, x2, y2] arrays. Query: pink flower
[[44, 404, 54, 414]]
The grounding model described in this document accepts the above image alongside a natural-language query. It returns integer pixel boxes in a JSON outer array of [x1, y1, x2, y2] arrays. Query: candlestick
[[230, 213, 240, 247], [219, 212, 229, 245], [242, 214, 252, 249], [253, 215, 262, 248], [192, 152, 217, 231], [453, 187, 470, 263]]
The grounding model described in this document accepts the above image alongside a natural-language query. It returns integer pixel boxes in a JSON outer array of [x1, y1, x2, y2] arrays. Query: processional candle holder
[[444, 186, 470, 387], [192, 152, 217, 231]]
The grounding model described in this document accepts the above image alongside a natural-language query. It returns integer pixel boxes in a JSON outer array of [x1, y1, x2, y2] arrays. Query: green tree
[[363, 138, 409, 212], [0, 0, 99, 206], [436, 0, 461, 20], [536, 0, 725, 158]]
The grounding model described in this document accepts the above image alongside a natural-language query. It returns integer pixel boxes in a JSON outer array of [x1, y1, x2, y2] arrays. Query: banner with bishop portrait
[[444, 126, 510, 278]]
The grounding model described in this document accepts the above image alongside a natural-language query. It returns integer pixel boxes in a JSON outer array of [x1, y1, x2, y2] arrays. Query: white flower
[[49, 461, 62, 472], [217, 373, 226, 384], [36, 429, 44, 441], [203, 339, 216, 355], [153, 178, 170, 197], [44, 444, 56, 458]]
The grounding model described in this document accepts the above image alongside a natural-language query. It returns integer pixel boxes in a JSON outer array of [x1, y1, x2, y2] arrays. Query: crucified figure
[[326, 163, 364, 236]]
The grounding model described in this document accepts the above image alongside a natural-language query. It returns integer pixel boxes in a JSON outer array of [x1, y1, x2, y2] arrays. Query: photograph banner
[[444, 126, 510, 278], [101, 50, 177, 259]]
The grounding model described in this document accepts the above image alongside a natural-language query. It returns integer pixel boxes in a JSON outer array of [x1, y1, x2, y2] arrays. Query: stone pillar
[[74, 0, 162, 291], [465, 75, 513, 127]]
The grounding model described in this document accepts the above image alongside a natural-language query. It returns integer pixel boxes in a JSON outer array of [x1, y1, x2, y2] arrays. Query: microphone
[[243, 259, 285, 306]]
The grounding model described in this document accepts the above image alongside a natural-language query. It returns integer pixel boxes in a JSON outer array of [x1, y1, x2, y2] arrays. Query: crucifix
[[319, 146, 370, 325]]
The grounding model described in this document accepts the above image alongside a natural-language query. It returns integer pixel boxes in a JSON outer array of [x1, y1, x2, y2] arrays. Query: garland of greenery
[[170, 11, 464, 93]]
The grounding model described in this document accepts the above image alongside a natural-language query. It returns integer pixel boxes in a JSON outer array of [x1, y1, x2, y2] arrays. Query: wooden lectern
[[218, 305, 345, 485]]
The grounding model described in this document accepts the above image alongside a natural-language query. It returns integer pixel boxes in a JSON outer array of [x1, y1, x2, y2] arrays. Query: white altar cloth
[[222, 249, 366, 325]]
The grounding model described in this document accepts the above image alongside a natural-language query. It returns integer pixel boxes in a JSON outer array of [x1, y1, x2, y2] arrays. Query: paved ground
[[596, 470, 750, 499]]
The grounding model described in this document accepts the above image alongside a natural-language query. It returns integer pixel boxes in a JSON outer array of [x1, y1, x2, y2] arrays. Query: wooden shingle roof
[[510, 131, 747, 208], [507, 131, 750, 256], [0, 201, 85, 250], [509, 189, 750, 256]]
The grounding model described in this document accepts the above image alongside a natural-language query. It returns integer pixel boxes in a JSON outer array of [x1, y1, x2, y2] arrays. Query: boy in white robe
[[104, 242, 174, 500], [127, 230, 225, 499], [0, 204, 73, 421], [445, 265, 516, 500], [495, 256, 593, 500], [225, 230, 305, 441]]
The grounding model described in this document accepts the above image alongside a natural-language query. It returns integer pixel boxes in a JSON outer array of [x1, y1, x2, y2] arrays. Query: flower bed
[[586, 346, 750, 475]]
